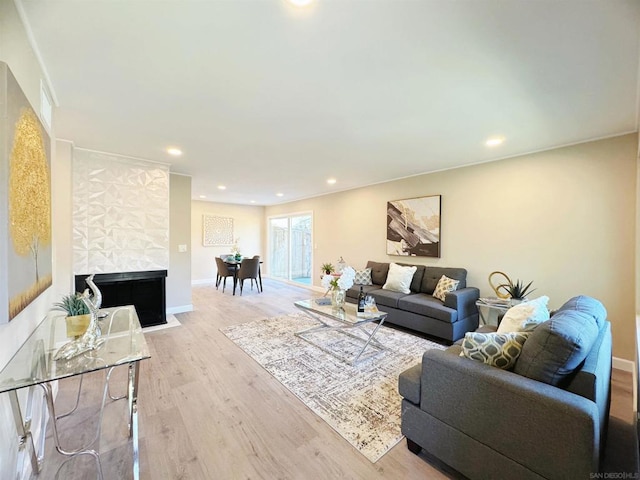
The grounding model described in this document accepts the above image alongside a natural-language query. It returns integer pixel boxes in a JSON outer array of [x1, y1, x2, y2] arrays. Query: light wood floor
[[34, 280, 637, 479]]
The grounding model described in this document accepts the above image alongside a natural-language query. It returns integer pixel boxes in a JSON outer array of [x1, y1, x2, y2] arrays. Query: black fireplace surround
[[74, 270, 167, 328]]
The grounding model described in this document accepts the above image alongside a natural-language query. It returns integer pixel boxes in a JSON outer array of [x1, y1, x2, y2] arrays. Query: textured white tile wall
[[73, 149, 169, 274]]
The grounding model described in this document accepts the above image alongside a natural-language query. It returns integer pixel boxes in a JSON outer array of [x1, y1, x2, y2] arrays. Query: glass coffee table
[[294, 299, 388, 364]]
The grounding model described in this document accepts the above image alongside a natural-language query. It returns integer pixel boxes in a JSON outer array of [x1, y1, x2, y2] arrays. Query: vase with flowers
[[321, 266, 356, 309]]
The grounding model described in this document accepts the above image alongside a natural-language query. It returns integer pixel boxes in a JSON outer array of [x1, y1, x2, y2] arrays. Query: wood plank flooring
[[33, 280, 637, 479]]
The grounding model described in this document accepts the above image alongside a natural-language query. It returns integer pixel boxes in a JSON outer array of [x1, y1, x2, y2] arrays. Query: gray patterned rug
[[221, 313, 446, 462]]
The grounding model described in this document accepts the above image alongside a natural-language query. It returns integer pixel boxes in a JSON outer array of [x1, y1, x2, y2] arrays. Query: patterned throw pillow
[[460, 331, 530, 370], [432, 275, 460, 301], [354, 268, 373, 286]]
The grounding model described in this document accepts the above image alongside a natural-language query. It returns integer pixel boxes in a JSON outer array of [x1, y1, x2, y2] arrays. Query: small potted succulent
[[54, 293, 91, 338], [502, 279, 536, 305], [321, 263, 335, 275]]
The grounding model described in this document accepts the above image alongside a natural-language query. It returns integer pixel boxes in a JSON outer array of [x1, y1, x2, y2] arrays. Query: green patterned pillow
[[432, 275, 460, 301], [460, 331, 530, 370]]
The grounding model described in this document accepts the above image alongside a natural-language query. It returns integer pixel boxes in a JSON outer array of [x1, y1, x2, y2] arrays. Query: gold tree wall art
[[1, 63, 52, 322]]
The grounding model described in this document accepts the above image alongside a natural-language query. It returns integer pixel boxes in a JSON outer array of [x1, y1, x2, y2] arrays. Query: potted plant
[[54, 293, 91, 338], [501, 279, 536, 305], [321, 263, 335, 275]]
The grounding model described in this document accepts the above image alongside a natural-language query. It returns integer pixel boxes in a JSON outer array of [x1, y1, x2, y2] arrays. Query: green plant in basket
[[54, 293, 90, 316]]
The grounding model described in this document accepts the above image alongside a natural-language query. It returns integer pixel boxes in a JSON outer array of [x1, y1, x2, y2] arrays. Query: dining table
[[223, 258, 263, 295]]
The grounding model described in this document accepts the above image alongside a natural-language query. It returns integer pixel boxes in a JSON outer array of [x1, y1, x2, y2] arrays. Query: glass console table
[[0, 305, 150, 479]]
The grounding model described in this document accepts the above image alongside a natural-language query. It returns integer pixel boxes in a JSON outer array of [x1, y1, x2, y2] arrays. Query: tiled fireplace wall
[[72, 149, 169, 274]]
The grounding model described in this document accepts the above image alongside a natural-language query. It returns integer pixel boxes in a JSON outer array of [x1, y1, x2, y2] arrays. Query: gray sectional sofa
[[398, 295, 612, 479], [345, 260, 480, 343]]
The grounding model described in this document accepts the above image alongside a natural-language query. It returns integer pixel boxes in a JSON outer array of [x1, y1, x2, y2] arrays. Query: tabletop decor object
[[321, 266, 355, 308], [321, 262, 334, 275], [54, 292, 104, 361], [53, 293, 90, 338], [488, 271, 536, 306]]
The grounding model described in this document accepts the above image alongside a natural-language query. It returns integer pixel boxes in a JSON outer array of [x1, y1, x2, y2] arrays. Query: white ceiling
[[17, 0, 640, 205]]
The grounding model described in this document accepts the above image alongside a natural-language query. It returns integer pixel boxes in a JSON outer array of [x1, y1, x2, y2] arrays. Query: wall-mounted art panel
[[387, 195, 441, 257], [72, 149, 170, 274], [0, 62, 53, 323], [203, 215, 233, 246]]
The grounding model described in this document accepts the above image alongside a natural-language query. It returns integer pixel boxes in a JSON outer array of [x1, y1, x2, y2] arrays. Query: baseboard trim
[[166, 304, 193, 315], [613, 356, 634, 372]]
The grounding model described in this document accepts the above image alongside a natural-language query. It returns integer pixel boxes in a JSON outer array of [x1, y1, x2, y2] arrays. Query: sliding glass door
[[268, 213, 312, 285]]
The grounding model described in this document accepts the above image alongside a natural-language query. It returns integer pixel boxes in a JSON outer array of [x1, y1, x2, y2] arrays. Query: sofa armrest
[[419, 349, 600, 479], [444, 287, 479, 319]]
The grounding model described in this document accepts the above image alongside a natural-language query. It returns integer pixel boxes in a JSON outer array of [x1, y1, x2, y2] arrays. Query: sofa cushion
[[370, 288, 408, 309], [421, 267, 467, 294], [398, 294, 458, 323], [354, 267, 373, 285], [382, 263, 416, 294], [398, 363, 422, 404], [556, 295, 607, 329], [496, 295, 550, 333], [397, 263, 426, 293], [432, 275, 460, 301], [514, 296, 603, 386], [460, 331, 530, 370], [345, 284, 379, 299], [366, 261, 389, 286]]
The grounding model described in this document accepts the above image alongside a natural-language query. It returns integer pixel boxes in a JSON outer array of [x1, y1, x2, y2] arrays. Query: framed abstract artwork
[[0, 62, 53, 323], [203, 215, 234, 246], [386, 195, 441, 257]]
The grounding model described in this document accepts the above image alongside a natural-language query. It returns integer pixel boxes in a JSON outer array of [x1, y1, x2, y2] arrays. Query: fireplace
[[74, 270, 167, 328]]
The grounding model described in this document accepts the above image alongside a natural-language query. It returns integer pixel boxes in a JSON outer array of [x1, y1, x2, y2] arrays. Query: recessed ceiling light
[[327, 178, 337, 185], [276, 193, 284, 197], [199, 195, 206, 199], [218, 185, 227, 190], [485, 137, 505, 147], [250, 200, 256, 204], [287, 0, 313, 6], [166, 147, 182, 156]]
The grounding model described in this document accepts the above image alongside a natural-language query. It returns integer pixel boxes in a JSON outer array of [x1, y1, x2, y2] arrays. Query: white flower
[[337, 266, 355, 290], [321, 266, 355, 292]]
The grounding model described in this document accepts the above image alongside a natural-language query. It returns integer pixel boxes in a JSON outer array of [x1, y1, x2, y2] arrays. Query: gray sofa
[[345, 261, 480, 343], [398, 295, 612, 479]]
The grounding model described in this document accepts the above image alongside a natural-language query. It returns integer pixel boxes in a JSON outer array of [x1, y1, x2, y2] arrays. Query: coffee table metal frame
[[293, 299, 388, 364]]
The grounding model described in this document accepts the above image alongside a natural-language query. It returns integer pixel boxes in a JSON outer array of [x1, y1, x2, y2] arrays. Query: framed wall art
[[203, 215, 234, 246], [0, 62, 53, 323], [386, 195, 441, 258]]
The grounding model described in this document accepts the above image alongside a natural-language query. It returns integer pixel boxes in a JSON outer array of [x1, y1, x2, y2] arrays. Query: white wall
[[167, 174, 192, 312], [266, 134, 638, 361], [191, 201, 264, 283], [0, 1, 61, 476]]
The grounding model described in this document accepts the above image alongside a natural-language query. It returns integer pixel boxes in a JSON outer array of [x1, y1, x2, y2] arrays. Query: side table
[[475, 299, 511, 326]]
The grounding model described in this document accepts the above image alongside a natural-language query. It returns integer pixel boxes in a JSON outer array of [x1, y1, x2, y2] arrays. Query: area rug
[[221, 313, 446, 462]]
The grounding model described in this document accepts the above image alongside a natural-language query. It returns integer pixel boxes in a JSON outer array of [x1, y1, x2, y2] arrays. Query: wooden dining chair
[[215, 257, 236, 293], [236, 257, 261, 295]]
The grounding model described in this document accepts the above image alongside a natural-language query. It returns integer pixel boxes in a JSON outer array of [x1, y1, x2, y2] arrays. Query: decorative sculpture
[[488, 271, 512, 299], [85, 273, 102, 310]]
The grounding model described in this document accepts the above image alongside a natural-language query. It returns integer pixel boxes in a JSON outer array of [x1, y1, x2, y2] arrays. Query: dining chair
[[215, 257, 236, 293], [235, 257, 261, 295]]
